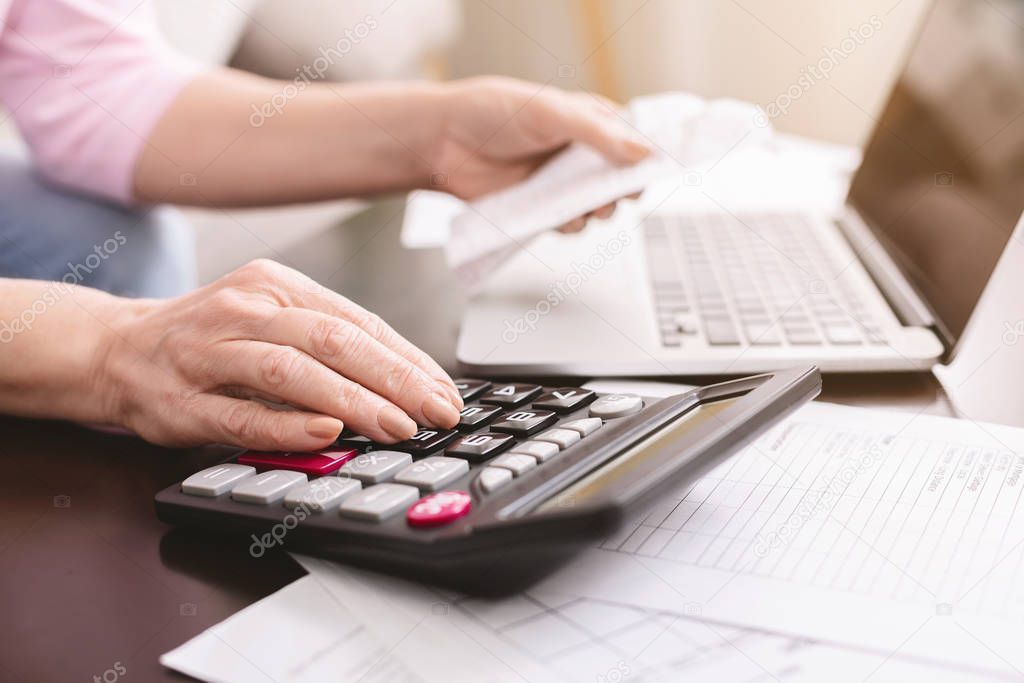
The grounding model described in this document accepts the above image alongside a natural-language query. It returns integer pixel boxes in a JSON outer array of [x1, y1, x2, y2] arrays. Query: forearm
[[134, 69, 448, 206], [0, 280, 125, 424]]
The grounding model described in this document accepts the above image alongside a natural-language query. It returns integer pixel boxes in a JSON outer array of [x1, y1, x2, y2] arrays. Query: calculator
[[156, 367, 820, 595]]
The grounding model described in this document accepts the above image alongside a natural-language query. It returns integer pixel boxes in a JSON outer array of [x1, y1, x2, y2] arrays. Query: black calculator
[[156, 367, 820, 595]]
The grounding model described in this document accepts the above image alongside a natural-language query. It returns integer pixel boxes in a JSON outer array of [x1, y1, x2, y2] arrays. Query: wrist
[[88, 294, 158, 428]]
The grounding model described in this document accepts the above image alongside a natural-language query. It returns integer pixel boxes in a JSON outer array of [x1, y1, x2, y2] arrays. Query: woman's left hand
[[431, 77, 651, 231]]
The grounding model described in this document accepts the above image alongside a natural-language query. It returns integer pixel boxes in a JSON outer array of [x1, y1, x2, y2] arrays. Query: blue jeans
[[0, 156, 196, 297]]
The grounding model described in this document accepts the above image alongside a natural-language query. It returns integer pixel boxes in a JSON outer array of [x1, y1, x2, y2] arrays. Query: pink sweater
[[0, 0, 198, 203]]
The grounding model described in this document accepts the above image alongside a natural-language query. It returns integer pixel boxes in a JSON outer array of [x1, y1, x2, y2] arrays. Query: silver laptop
[[458, 0, 1024, 376]]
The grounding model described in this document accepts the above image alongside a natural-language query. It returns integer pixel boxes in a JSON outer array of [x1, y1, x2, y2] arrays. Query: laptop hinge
[[834, 208, 936, 330]]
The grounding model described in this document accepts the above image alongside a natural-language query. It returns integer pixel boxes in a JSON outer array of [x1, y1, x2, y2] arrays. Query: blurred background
[[0, 0, 932, 280]]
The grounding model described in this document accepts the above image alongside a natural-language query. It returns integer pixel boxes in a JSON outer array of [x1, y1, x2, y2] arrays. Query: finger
[[538, 95, 651, 165], [271, 269, 463, 408], [257, 308, 461, 429], [195, 394, 343, 451], [212, 339, 427, 442], [558, 217, 587, 234], [590, 203, 617, 220]]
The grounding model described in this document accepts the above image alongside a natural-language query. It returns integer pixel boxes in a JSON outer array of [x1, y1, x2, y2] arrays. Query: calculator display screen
[[536, 396, 743, 511]]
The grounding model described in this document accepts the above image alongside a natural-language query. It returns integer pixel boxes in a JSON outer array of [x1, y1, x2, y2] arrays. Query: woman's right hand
[[96, 259, 463, 451]]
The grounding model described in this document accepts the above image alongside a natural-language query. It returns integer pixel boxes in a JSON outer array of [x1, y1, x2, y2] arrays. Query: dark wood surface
[[0, 199, 953, 682]]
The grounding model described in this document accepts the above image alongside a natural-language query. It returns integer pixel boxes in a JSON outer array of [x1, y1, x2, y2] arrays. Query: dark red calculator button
[[237, 448, 358, 476], [406, 490, 472, 527]]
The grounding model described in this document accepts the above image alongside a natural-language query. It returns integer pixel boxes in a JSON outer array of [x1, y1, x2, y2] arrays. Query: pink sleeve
[[0, 0, 201, 203]]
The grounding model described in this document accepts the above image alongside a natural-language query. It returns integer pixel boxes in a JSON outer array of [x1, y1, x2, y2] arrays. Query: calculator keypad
[[177, 380, 653, 528]]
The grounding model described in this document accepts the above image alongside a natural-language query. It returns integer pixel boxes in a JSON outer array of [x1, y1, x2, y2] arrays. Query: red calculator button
[[406, 490, 472, 527], [237, 448, 358, 476]]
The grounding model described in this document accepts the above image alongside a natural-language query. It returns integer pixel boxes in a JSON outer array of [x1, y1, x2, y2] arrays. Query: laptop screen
[[848, 0, 1024, 346]]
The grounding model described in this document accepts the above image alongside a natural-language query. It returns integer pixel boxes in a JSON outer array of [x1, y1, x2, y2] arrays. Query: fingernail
[[378, 404, 417, 440], [441, 383, 464, 410], [305, 416, 343, 440], [422, 392, 459, 428]]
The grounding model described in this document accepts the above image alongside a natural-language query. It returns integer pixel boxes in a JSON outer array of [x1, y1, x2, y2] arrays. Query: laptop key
[[823, 323, 862, 345], [703, 318, 741, 345]]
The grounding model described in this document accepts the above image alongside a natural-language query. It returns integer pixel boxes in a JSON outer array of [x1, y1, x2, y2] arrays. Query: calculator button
[[454, 379, 491, 401], [446, 432, 515, 462], [532, 388, 596, 413], [589, 394, 644, 419], [336, 432, 373, 451], [560, 418, 603, 437], [283, 477, 361, 512], [490, 409, 558, 437], [534, 428, 581, 450], [337, 450, 412, 484], [490, 453, 538, 476], [406, 490, 472, 527], [181, 464, 255, 497], [478, 467, 513, 493], [237, 448, 357, 476], [231, 470, 307, 505], [508, 440, 560, 463], [339, 483, 419, 522], [456, 404, 503, 431], [388, 428, 460, 456], [394, 456, 470, 491], [479, 383, 542, 408]]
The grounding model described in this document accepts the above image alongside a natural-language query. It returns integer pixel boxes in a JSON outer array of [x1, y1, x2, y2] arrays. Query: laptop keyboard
[[644, 213, 887, 348]]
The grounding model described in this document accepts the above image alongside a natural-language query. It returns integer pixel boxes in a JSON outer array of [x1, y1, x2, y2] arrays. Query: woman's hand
[[97, 259, 463, 451], [431, 77, 651, 229]]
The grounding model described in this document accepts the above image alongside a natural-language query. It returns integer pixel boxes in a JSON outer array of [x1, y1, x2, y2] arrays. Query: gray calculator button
[[181, 464, 255, 497], [561, 417, 603, 437], [508, 440, 560, 462], [283, 477, 361, 511], [338, 450, 412, 484], [534, 428, 581, 450], [394, 456, 469, 491], [589, 394, 643, 419], [231, 470, 307, 504], [479, 467, 513, 493], [338, 483, 419, 521], [490, 453, 538, 476]]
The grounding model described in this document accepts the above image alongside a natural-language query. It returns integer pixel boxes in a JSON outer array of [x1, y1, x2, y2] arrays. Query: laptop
[[457, 0, 1024, 376]]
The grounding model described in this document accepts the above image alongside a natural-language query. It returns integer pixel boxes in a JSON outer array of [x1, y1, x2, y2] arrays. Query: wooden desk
[[0, 199, 953, 681]]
